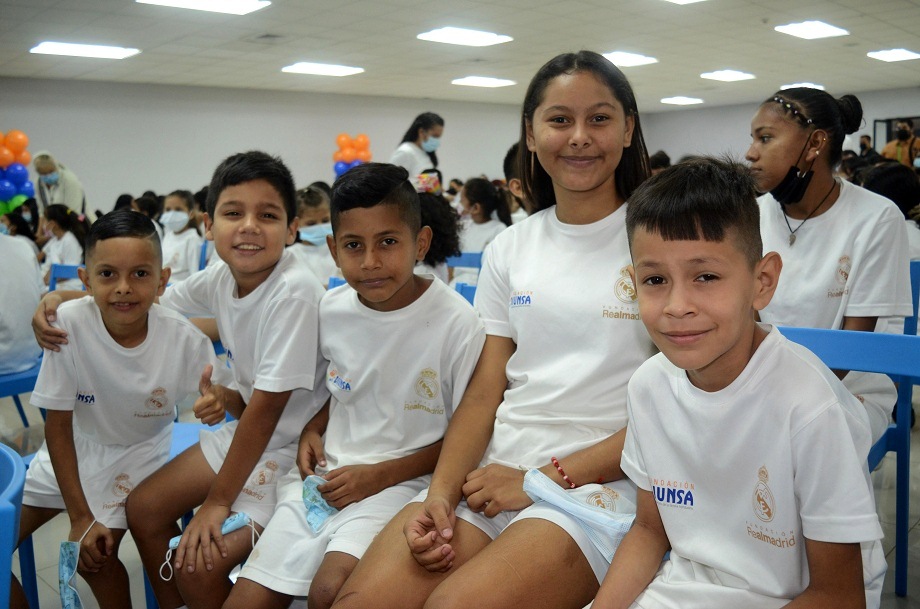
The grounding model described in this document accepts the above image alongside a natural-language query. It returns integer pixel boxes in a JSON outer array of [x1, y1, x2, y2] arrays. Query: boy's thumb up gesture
[[192, 364, 226, 425]]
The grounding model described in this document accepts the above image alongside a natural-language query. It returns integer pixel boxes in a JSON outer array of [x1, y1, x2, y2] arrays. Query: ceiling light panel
[[774, 20, 849, 40], [700, 69, 755, 82], [136, 0, 270, 15], [282, 62, 364, 76], [661, 96, 704, 105], [780, 82, 825, 90], [603, 51, 658, 67], [417, 27, 512, 47], [30, 41, 141, 59], [867, 48, 920, 62], [452, 76, 516, 88]]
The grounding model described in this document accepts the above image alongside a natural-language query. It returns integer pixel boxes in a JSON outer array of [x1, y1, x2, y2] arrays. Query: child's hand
[[404, 496, 456, 572], [70, 520, 113, 573], [317, 464, 384, 509], [462, 463, 532, 517], [174, 501, 231, 574], [32, 292, 67, 351], [193, 365, 226, 426], [297, 428, 326, 479]]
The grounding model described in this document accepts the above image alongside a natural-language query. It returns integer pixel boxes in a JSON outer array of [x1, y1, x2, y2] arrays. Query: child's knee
[[423, 586, 465, 609], [308, 576, 346, 609]]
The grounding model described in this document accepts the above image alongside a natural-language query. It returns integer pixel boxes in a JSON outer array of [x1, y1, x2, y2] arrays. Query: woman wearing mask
[[390, 112, 445, 180]]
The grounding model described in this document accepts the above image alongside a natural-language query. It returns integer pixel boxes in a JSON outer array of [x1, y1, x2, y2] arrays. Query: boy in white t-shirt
[[594, 158, 885, 609], [12, 209, 225, 609], [223, 163, 485, 609]]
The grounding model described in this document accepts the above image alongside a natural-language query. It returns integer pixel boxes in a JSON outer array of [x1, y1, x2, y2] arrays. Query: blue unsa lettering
[[654, 485, 694, 506], [75, 392, 95, 405], [509, 294, 532, 307], [332, 376, 351, 391]]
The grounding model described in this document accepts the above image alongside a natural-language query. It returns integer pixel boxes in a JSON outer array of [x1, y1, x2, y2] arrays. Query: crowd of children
[[5, 46, 918, 609]]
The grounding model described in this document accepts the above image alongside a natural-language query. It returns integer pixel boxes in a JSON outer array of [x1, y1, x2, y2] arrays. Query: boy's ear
[[326, 233, 339, 266], [286, 219, 298, 246], [202, 212, 214, 241], [158, 266, 171, 296], [415, 226, 433, 262], [77, 266, 91, 294], [508, 178, 524, 201], [753, 251, 782, 311]]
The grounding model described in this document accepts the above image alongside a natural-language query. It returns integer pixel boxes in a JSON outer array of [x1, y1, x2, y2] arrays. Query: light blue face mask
[[59, 520, 96, 609], [421, 135, 441, 153], [0, 222, 8, 236], [914, 156, 920, 169], [302, 475, 338, 532], [299, 223, 333, 245], [21, 212, 32, 224], [40, 172, 60, 186]]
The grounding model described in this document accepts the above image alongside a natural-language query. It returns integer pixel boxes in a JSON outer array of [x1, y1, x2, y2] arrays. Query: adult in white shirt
[[0, 234, 42, 374], [390, 112, 444, 182], [747, 87, 912, 443], [33, 151, 85, 215]]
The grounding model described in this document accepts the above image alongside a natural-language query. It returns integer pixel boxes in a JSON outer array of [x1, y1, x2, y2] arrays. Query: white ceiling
[[1, 0, 919, 112]]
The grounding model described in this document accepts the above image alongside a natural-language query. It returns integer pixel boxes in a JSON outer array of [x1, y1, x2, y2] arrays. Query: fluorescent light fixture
[[661, 0, 707, 4], [282, 62, 363, 77], [30, 41, 140, 59], [867, 48, 920, 62], [780, 82, 825, 90], [136, 0, 270, 15], [661, 96, 704, 105], [700, 69, 755, 82], [452, 76, 516, 88], [417, 27, 512, 47], [603, 51, 658, 67], [774, 20, 848, 40]]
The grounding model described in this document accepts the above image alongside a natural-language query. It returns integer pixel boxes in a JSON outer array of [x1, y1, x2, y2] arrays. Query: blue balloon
[[18, 180, 35, 198], [334, 161, 349, 176], [5, 163, 28, 187], [0, 168, 6, 182], [349, 160, 363, 169], [0, 180, 16, 202]]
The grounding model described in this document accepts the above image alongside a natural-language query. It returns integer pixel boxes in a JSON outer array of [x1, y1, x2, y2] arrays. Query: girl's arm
[[594, 489, 669, 609], [174, 387, 291, 573], [782, 539, 865, 609], [31, 290, 85, 350]]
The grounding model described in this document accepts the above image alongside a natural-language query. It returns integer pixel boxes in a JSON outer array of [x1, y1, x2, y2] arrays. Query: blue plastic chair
[[777, 326, 919, 597], [327, 276, 347, 289], [0, 442, 27, 608], [0, 359, 44, 428], [48, 264, 83, 292], [198, 240, 209, 271], [445, 252, 483, 270], [455, 282, 476, 305]]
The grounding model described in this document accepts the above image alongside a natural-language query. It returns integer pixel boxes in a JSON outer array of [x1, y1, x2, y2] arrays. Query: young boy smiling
[[594, 158, 885, 609], [224, 163, 485, 609]]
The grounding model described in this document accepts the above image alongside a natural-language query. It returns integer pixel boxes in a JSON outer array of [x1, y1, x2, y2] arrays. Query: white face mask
[[160, 210, 190, 233]]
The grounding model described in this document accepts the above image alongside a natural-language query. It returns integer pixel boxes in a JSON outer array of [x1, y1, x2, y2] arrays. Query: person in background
[[160, 190, 204, 282], [291, 185, 339, 286], [1, 212, 40, 257], [33, 151, 86, 216], [450, 178, 511, 288], [416, 190, 461, 284], [863, 162, 920, 260], [502, 143, 531, 223], [113, 194, 134, 212], [648, 150, 671, 175], [0, 233, 42, 375], [859, 134, 882, 164], [390, 112, 445, 180], [40, 204, 89, 291], [132, 195, 164, 239], [308, 181, 333, 200], [881, 118, 920, 167]]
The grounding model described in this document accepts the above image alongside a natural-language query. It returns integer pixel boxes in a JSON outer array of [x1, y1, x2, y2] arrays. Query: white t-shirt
[[389, 142, 434, 180], [162, 228, 203, 283], [905, 220, 920, 261], [0, 235, 42, 374], [159, 248, 329, 451], [451, 217, 507, 287], [759, 180, 912, 441], [14, 234, 40, 257], [622, 328, 885, 609], [475, 205, 657, 470], [319, 277, 485, 471], [415, 261, 448, 284], [510, 207, 529, 225], [30, 297, 224, 446], [289, 242, 340, 287], [41, 231, 83, 291]]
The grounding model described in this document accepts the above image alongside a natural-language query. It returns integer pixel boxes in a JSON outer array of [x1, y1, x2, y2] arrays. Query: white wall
[[641, 86, 920, 163], [4, 77, 919, 214], [1, 77, 520, 213]]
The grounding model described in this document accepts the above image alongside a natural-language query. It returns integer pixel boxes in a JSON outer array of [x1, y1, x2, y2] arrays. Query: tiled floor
[[3, 394, 920, 609]]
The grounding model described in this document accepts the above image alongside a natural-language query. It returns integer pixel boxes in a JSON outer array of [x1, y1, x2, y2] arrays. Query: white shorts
[[199, 421, 296, 528], [413, 480, 635, 584], [23, 426, 172, 529], [238, 467, 429, 597]]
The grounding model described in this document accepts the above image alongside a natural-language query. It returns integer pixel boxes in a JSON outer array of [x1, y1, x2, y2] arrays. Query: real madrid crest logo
[[144, 387, 169, 411], [251, 460, 278, 486], [836, 256, 851, 285], [415, 368, 439, 400], [752, 465, 775, 522], [112, 473, 133, 497], [587, 487, 620, 512], [614, 267, 637, 304]]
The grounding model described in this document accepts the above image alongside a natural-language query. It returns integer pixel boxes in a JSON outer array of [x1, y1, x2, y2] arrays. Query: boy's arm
[[593, 489, 670, 609], [318, 440, 442, 509], [45, 410, 114, 571], [31, 290, 85, 351], [298, 399, 331, 478], [782, 539, 865, 609], [174, 387, 291, 573], [190, 317, 220, 342]]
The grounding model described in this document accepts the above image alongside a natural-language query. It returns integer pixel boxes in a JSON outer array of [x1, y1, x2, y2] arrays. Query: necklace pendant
[[788, 233, 796, 246]]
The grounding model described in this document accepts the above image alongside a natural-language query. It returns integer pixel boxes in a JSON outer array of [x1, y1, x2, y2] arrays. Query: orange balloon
[[332, 150, 345, 162], [16, 150, 31, 165], [357, 149, 372, 163], [0, 147, 13, 169], [336, 133, 352, 150], [353, 134, 370, 151], [340, 147, 357, 163], [4, 130, 28, 153], [0, 132, 4, 147]]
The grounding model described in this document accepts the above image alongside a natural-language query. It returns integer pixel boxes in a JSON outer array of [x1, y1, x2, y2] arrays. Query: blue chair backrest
[[455, 282, 476, 305], [446, 252, 483, 269], [0, 443, 26, 607], [199, 240, 209, 271], [48, 264, 83, 292], [327, 276, 347, 289], [905, 259, 920, 336]]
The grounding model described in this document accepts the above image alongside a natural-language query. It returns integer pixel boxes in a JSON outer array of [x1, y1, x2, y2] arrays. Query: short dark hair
[[330, 163, 421, 235], [463, 177, 512, 226], [649, 150, 671, 170], [418, 192, 461, 265], [898, 118, 914, 129], [626, 157, 762, 268], [520, 51, 650, 212], [863, 163, 920, 221], [133, 195, 161, 219], [206, 151, 297, 222], [85, 208, 162, 264], [503, 142, 521, 182], [166, 189, 195, 211]]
